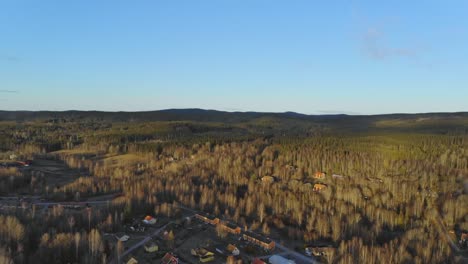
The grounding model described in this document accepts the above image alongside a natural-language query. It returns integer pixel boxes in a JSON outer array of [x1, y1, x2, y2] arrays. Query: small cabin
[[313, 172, 326, 179], [226, 244, 240, 256], [261, 176, 275, 184], [191, 248, 214, 257], [144, 241, 158, 253], [367, 177, 383, 183], [126, 257, 138, 264], [313, 183, 327, 192], [161, 253, 179, 264], [332, 174, 344, 179], [143, 215, 157, 225]]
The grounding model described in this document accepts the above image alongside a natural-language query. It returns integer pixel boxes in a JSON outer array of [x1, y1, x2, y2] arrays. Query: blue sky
[[0, 0, 467, 114]]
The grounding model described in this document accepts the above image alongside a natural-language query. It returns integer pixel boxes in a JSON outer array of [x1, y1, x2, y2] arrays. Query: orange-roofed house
[[313, 183, 327, 192], [143, 215, 157, 225], [314, 172, 326, 179], [218, 221, 241, 235]]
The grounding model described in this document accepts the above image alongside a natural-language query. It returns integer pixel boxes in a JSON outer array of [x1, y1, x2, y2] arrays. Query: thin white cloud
[[0, 90, 19, 93], [0, 55, 20, 62], [361, 27, 419, 60]]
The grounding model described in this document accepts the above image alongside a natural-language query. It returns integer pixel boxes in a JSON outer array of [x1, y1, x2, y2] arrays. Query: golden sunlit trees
[[0, 216, 25, 244], [1, 118, 466, 263]]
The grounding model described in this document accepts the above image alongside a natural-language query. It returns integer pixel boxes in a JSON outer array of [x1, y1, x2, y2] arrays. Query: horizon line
[[0, 108, 467, 117]]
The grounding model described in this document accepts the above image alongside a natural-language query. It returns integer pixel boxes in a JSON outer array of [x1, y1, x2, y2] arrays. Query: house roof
[[221, 221, 239, 230], [227, 244, 237, 252], [313, 183, 327, 189], [261, 176, 275, 182], [161, 253, 178, 264], [197, 212, 218, 220], [144, 241, 157, 248], [243, 231, 273, 244], [252, 258, 266, 264], [144, 215, 154, 221], [126, 257, 138, 264]]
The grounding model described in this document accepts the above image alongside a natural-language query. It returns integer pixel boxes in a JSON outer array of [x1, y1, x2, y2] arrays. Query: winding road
[[432, 214, 468, 262]]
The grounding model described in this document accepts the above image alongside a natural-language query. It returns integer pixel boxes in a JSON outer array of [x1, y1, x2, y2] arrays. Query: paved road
[[110, 207, 198, 264], [0, 195, 41, 200], [2, 196, 318, 264], [33, 200, 110, 206], [433, 205, 468, 263], [236, 240, 318, 264], [110, 221, 189, 264], [178, 204, 317, 264], [110, 221, 182, 264], [120, 223, 169, 258], [0, 196, 112, 208], [433, 214, 468, 261], [275, 242, 318, 264]]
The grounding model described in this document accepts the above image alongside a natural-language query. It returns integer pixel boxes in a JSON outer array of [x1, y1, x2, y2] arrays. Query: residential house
[[366, 177, 383, 183], [195, 212, 220, 225], [218, 221, 241, 235], [305, 246, 335, 258], [142, 215, 157, 225], [226, 244, 240, 256], [313, 183, 327, 192], [199, 254, 215, 263], [313, 172, 326, 179], [191, 248, 214, 258], [191, 248, 215, 262], [261, 176, 275, 184], [144, 241, 158, 253], [242, 231, 275, 251], [126, 257, 138, 264], [161, 253, 179, 264], [332, 174, 344, 179], [118, 235, 130, 242]]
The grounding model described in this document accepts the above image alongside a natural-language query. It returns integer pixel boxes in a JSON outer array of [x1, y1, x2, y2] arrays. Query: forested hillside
[[0, 111, 467, 263]]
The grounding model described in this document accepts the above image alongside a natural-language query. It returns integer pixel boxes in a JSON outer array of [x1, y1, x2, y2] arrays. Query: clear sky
[[0, 0, 467, 114]]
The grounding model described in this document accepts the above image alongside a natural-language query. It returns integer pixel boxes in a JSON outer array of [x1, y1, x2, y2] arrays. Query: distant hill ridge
[[0, 108, 467, 122]]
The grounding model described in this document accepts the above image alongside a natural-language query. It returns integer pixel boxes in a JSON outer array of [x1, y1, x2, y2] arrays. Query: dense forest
[[0, 110, 467, 264]]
